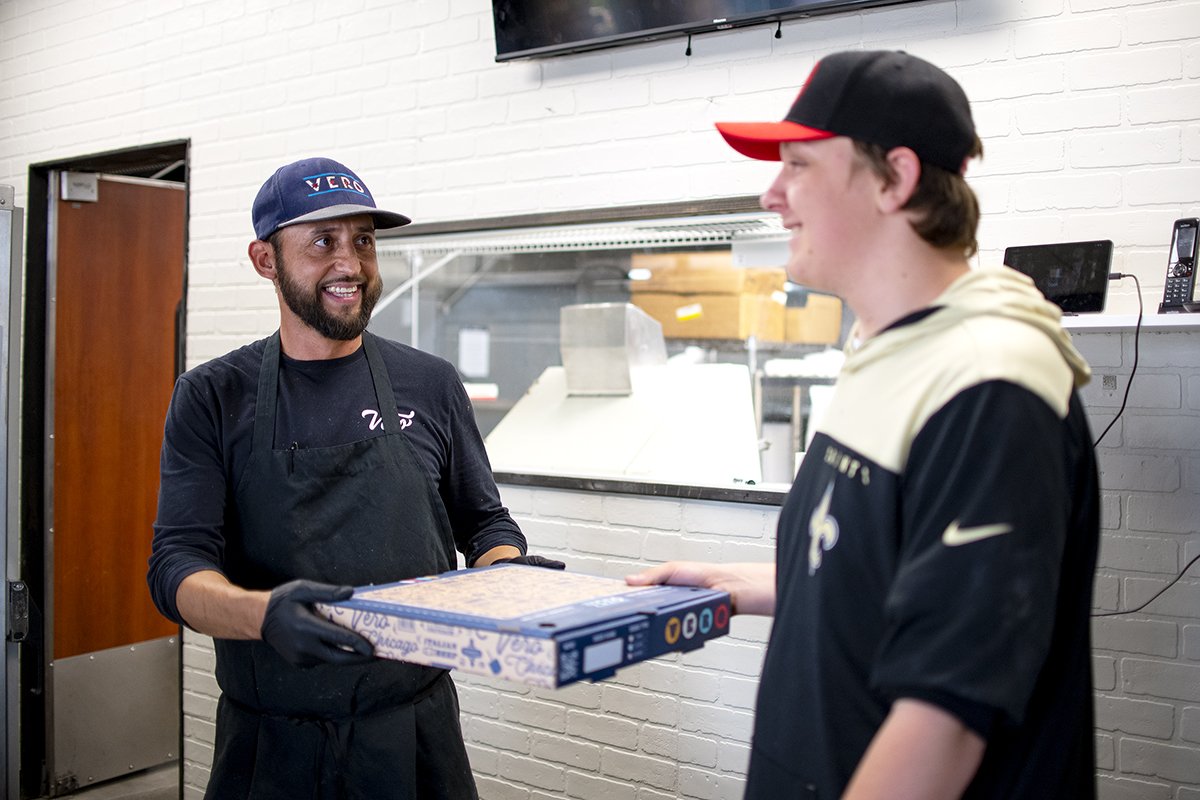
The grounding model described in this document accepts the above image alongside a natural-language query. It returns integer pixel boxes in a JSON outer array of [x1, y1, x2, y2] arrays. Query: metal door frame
[[20, 141, 189, 799], [3, 183, 26, 800], [41, 171, 59, 793]]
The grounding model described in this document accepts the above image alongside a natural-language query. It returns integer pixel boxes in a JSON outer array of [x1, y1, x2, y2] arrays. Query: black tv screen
[[493, 0, 930, 61]]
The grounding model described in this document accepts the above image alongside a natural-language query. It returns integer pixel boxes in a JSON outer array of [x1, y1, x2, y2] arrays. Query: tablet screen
[[1003, 240, 1113, 314]]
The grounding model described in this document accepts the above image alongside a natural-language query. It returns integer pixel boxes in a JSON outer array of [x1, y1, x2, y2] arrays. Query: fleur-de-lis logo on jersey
[[808, 480, 840, 575]]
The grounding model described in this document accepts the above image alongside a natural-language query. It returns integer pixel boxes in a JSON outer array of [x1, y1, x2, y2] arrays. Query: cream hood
[[843, 266, 1092, 389]]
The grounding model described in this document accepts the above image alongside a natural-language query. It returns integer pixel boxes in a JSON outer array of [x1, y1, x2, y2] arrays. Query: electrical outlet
[[1102, 374, 1118, 391]]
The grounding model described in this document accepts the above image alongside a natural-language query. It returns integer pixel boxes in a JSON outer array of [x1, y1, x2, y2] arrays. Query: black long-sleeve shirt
[[147, 333, 525, 624]]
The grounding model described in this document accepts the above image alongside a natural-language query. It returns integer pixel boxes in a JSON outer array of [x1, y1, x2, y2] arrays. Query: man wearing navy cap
[[148, 157, 559, 798], [631, 51, 1099, 799]]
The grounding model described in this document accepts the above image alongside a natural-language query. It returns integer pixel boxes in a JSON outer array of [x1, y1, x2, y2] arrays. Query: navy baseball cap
[[251, 157, 411, 240], [716, 50, 976, 174]]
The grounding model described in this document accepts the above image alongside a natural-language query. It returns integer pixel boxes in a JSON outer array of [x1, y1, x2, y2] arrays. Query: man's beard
[[274, 253, 382, 341]]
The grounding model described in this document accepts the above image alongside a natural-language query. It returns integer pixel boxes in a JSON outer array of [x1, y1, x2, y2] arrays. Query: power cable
[[1092, 273, 1141, 447], [1088, 273, 1196, 618], [1092, 553, 1200, 617]]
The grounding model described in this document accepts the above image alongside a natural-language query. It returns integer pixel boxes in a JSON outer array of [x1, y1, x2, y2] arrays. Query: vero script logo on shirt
[[361, 408, 416, 431]]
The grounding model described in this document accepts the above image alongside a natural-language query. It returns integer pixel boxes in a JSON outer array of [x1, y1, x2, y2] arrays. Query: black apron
[[206, 332, 477, 800]]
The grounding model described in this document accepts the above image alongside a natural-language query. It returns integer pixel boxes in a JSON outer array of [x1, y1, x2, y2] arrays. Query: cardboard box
[[632, 291, 786, 341], [785, 294, 843, 345], [630, 252, 786, 296], [631, 251, 732, 272], [316, 564, 731, 689]]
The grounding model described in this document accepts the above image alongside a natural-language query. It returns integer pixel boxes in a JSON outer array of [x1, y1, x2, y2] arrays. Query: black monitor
[[1003, 240, 1113, 314], [492, 0, 930, 61]]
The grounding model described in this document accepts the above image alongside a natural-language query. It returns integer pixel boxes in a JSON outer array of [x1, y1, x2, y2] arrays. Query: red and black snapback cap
[[716, 50, 976, 174]]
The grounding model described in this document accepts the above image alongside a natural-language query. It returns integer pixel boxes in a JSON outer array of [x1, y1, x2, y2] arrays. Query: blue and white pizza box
[[314, 564, 731, 689]]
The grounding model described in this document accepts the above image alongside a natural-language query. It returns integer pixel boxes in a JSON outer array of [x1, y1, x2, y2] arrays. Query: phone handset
[[1160, 217, 1200, 312]]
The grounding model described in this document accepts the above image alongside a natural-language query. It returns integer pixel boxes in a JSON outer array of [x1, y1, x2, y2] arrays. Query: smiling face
[[759, 137, 883, 293], [269, 215, 382, 342]]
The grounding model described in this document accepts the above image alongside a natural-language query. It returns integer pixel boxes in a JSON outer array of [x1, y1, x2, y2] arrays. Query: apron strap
[[362, 332, 401, 418], [252, 331, 282, 454], [362, 332, 458, 569]]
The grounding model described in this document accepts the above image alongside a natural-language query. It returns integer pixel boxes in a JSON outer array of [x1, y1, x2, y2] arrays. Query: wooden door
[[52, 176, 183, 660]]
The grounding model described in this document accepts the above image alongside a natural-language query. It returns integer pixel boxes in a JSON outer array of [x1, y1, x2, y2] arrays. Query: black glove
[[492, 554, 566, 570], [260, 579, 376, 668]]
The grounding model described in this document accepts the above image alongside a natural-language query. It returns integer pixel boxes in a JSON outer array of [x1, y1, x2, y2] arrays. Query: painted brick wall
[[2, 0, 1198, 327], [1077, 326, 1200, 799], [1, 0, 1197, 798]]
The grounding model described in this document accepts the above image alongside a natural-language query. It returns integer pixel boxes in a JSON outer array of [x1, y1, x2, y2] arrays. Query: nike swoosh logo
[[942, 521, 1013, 547]]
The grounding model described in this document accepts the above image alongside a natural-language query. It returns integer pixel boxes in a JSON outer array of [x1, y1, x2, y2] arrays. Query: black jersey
[[745, 268, 1099, 800], [147, 332, 525, 624]]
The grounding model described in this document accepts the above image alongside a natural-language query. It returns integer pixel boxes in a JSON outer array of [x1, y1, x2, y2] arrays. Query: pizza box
[[315, 564, 731, 688]]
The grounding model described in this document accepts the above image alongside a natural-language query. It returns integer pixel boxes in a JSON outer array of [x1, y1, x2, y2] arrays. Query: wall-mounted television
[[492, 0, 929, 62]]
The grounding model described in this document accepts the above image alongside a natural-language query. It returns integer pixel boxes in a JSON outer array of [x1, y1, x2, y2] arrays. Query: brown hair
[[852, 137, 984, 258]]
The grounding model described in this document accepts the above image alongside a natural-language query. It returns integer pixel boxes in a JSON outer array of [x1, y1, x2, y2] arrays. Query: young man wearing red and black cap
[[630, 51, 1099, 799], [147, 157, 561, 798]]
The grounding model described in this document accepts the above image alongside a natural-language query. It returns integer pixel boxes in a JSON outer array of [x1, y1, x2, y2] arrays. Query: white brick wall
[[1081, 327, 1200, 800], [2, 0, 1198, 797], [2, 0, 1199, 320]]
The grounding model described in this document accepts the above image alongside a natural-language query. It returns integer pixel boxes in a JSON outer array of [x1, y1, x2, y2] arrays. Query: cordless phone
[[1160, 217, 1199, 312]]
